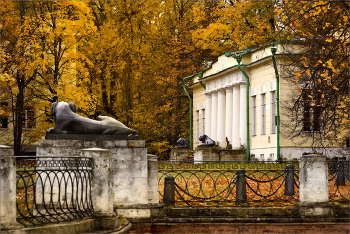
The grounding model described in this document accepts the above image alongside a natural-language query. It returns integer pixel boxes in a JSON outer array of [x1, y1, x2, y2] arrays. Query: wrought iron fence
[[158, 161, 299, 207], [15, 156, 94, 226], [328, 157, 349, 204]]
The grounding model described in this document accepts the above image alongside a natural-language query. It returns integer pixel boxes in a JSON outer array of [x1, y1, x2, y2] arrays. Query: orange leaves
[[342, 119, 349, 124], [295, 72, 301, 78], [191, 0, 279, 54]]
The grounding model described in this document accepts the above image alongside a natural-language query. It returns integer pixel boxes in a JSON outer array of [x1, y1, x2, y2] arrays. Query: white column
[[217, 88, 226, 147], [232, 85, 240, 148], [210, 91, 218, 141], [239, 83, 247, 147], [225, 87, 233, 145], [205, 94, 212, 137]]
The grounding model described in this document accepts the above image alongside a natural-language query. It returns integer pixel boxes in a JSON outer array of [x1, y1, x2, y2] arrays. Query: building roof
[[187, 39, 302, 88]]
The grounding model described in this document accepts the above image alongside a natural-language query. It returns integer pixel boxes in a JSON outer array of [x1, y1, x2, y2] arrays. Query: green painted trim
[[183, 74, 197, 80], [199, 81, 206, 90], [183, 76, 193, 149], [228, 39, 302, 58], [271, 47, 280, 161], [236, 57, 250, 161], [198, 71, 203, 79]]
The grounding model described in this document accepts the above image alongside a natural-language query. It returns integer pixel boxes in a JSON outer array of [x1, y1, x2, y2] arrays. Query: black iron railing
[[328, 157, 349, 204], [16, 156, 94, 226], [159, 161, 299, 207]]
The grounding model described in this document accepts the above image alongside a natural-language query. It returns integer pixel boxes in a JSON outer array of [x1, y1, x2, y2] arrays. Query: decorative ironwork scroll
[[16, 156, 93, 226], [159, 161, 299, 207]]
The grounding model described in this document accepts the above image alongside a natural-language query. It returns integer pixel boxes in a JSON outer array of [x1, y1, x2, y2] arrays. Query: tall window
[[302, 89, 321, 132], [270, 91, 276, 134], [1, 102, 8, 129], [21, 109, 36, 129], [261, 93, 266, 135], [313, 92, 322, 132], [202, 109, 205, 136], [252, 96, 256, 136], [196, 110, 199, 143], [302, 90, 311, 131]]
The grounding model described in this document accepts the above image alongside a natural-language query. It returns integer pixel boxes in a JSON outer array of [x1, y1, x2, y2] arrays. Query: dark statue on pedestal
[[199, 135, 215, 147], [177, 138, 189, 148], [46, 101, 138, 140]]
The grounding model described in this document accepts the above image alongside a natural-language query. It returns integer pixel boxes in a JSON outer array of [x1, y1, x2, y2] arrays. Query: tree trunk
[[13, 73, 25, 156]]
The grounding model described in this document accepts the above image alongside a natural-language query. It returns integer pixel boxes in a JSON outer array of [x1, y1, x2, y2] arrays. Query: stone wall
[[129, 223, 349, 234], [194, 146, 245, 162], [1, 143, 347, 231], [37, 139, 159, 218], [170, 148, 193, 161]]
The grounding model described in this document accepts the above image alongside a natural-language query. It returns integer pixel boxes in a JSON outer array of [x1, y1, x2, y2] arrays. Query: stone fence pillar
[[0, 145, 20, 230], [82, 148, 118, 230], [298, 154, 331, 216], [147, 154, 159, 204]]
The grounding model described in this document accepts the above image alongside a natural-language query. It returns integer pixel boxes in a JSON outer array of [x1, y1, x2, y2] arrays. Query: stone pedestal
[[298, 154, 332, 217], [37, 139, 158, 218], [219, 149, 245, 161], [194, 147, 219, 162], [194, 147, 245, 163], [170, 148, 193, 162]]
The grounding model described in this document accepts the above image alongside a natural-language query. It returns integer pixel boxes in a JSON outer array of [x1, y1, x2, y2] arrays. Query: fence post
[[82, 148, 118, 230], [331, 156, 338, 174], [336, 157, 346, 186], [0, 145, 20, 230], [164, 174, 175, 207], [236, 168, 247, 203], [298, 154, 331, 216], [284, 164, 295, 196], [345, 157, 349, 182], [147, 154, 159, 204]]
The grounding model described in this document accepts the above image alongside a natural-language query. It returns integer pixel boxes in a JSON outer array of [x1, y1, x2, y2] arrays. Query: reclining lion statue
[[199, 134, 216, 147], [47, 101, 136, 135]]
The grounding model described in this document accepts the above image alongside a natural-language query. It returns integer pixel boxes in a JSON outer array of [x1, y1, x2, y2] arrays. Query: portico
[[203, 72, 247, 148]]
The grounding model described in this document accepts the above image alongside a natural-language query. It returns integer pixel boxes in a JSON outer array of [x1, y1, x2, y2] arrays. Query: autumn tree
[[191, 0, 280, 55], [1, 1, 47, 155], [276, 1, 349, 149], [130, 0, 219, 157], [83, 1, 164, 124], [1, 1, 96, 155]]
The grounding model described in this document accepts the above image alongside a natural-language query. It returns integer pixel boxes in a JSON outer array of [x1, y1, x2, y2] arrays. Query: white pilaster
[[225, 87, 233, 146], [217, 88, 226, 147], [232, 85, 240, 148], [211, 91, 218, 141], [205, 94, 212, 137], [239, 83, 247, 146]]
